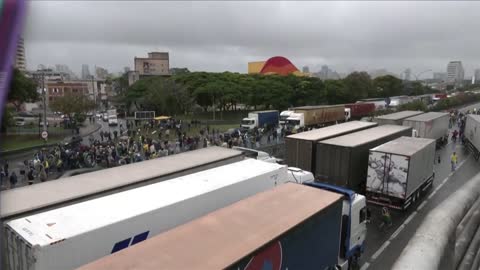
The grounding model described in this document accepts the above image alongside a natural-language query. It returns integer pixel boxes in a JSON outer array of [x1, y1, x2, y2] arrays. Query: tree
[[373, 75, 403, 98], [7, 68, 38, 111], [344, 72, 373, 102], [50, 93, 96, 118]]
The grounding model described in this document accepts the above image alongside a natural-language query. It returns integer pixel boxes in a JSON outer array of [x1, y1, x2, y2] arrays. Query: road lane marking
[[371, 240, 390, 260], [389, 224, 405, 240], [428, 191, 437, 199], [360, 262, 370, 270], [404, 211, 417, 225], [417, 201, 427, 211]]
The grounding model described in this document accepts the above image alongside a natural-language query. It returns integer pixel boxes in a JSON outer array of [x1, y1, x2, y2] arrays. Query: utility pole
[[42, 71, 47, 142], [91, 75, 96, 114]]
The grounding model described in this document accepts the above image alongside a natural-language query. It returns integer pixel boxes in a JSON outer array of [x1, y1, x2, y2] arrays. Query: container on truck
[[285, 121, 378, 174], [344, 103, 376, 121], [77, 182, 368, 270], [279, 110, 295, 127], [285, 105, 345, 133], [4, 159, 314, 270], [366, 136, 435, 210], [464, 114, 480, 160], [402, 112, 449, 144], [315, 125, 412, 193], [374, 110, 424, 126], [240, 110, 279, 130], [107, 109, 118, 126], [1, 147, 244, 220], [356, 98, 386, 110]]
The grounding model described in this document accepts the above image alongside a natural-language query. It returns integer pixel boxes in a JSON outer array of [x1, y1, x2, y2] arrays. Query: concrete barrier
[[392, 171, 480, 270]]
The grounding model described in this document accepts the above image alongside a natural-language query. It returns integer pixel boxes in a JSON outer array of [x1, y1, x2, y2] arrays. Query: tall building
[[404, 68, 411, 81], [446, 61, 464, 87], [14, 37, 26, 71], [55, 64, 76, 80], [81, 64, 91, 79], [474, 69, 480, 84], [134, 52, 170, 76], [95, 66, 109, 80]]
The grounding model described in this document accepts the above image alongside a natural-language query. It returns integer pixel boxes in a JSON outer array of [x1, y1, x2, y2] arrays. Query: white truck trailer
[[366, 136, 436, 210], [4, 159, 313, 270], [402, 112, 449, 142], [465, 114, 480, 160]]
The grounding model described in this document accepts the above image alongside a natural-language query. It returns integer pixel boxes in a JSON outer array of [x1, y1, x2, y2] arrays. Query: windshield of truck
[[280, 115, 290, 121], [108, 115, 117, 119], [286, 119, 300, 126], [241, 119, 254, 125]]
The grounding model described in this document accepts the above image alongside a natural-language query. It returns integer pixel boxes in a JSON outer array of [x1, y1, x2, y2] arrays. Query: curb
[[0, 123, 102, 157]]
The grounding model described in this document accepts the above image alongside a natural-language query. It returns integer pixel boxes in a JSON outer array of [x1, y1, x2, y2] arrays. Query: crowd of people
[[0, 117, 285, 189]]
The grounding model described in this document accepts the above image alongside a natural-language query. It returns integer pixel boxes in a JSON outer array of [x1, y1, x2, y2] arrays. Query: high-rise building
[[134, 52, 170, 76], [95, 66, 109, 80], [81, 64, 91, 79], [446, 61, 464, 87], [474, 69, 480, 84], [404, 68, 411, 81], [14, 37, 26, 71]]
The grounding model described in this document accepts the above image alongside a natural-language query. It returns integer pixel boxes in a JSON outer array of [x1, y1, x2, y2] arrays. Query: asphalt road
[[361, 102, 480, 270]]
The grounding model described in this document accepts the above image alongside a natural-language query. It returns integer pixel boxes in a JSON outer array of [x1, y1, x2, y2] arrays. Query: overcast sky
[[22, 1, 480, 77]]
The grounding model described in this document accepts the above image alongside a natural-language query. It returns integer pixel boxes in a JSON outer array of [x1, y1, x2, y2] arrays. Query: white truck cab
[[279, 110, 295, 126], [303, 181, 367, 270], [286, 167, 315, 183], [240, 116, 256, 130], [345, 108, 352, 121], [285, 113, 304, 132]]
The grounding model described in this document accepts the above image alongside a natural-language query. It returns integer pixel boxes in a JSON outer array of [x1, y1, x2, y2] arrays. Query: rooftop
[[375, 111, 424, 120], [370, 136, 435, 156], [286, 121, 377, 141], [403, 112, 449, 122]]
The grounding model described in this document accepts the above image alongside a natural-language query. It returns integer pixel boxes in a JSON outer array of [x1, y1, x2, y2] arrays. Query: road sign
[[41, 130, 48, 139]]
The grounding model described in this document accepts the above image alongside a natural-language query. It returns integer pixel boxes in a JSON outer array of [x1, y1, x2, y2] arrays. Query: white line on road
[[417, 201, 428, 211], [428, 191, 437, 199], [389, 224, 405, 240], [371, 240, 390, 260], [404, 211, 417, 225], [360, 262, 370, 270]]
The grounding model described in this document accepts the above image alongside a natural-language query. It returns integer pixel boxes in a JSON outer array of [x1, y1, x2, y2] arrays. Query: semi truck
[[4, 159, 314, 270], [366, 136, 436, 210], [279, 110, 295, 127], [402, 112, 449, 144], [107, 109, 118, 126], [315, 125, 412, 193], [77, 182, 368, 270], [344, 103, 376, 121], [240, 110, 279, 130], [464, 114, 480, 160], [374, 110, 424, 126], [285, 105, 345, 133], [285, 121, 378, 175]]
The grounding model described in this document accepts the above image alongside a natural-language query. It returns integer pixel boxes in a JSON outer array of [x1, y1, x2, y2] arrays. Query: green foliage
[[343, 72, 373, 101], [373, 75, 403, 97], [1, 107, 14, 132], [397, 100, 428, 112], [8, 68, 38, 110], [431, 93, 480, 111], [50, 93, 96, 116]]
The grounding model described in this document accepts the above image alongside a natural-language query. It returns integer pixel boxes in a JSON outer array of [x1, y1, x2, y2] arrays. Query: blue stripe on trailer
[[111, 238, 131, 253], [131, 231, 149, 246]]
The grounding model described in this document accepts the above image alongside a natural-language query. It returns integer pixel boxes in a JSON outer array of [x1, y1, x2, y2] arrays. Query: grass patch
[[0, 134, 64, 151]]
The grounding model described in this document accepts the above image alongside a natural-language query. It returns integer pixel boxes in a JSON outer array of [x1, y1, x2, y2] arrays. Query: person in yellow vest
[[451, 152, 458, 172]]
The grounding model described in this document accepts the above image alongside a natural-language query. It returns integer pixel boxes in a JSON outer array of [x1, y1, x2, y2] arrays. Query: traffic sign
[[41, 131, 48, 139]]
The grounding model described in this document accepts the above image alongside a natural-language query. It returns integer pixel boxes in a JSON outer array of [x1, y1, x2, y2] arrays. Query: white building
[[446, 61, 464, 87], [14, 37, 26, 71]]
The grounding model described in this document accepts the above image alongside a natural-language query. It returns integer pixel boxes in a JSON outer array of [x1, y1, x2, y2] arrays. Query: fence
[[392, 170, 480, 270]]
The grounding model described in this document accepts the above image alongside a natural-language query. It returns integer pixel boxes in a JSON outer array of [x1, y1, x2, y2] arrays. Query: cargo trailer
[[0, 147, 244, 220], [315, 125, 412, 193], [240, 110, 279, 130], [374, 110, 424, 126], [464, 114, 480, 160], [345, 103, 376, 121], [4, 159, 292, 270], [76, 183, 347, 270], [402, 112, 449, 141], [366, 137, 436, 210], [285, 121, 378, 174], [285, 105, 345, 133]]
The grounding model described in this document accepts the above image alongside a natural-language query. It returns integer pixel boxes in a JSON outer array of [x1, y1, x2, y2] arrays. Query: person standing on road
[[100, 131, 104, 142], [9, 171, 17, 188], [0, 168, 5, 187], [451, 152, 458, 172], [3, 160, 9, 178], [27, 168, 35, 185]]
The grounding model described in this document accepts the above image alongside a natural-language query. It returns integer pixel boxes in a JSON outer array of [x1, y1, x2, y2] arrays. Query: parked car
[[102, 113, 108, 122], [14, 117, 25, 126], [39, 121, 49, 127]]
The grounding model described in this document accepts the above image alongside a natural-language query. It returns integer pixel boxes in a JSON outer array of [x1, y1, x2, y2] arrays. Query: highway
[[361, 103, 480, 270]]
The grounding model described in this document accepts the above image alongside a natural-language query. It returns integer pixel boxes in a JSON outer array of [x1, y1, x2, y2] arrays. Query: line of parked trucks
[[3, 108, 466, 270]]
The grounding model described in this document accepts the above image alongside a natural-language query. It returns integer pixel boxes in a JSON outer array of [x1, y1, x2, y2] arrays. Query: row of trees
[[120, 71, 438, 116]]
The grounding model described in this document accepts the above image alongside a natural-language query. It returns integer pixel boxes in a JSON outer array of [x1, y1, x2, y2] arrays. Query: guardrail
[[392, 171, 480, 270]]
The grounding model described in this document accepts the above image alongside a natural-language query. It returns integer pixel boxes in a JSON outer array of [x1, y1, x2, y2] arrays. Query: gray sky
[[23, 1, 480, 77]]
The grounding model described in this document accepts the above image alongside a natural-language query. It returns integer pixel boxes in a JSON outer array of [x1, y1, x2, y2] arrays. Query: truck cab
[[240, 116, 256, 130], [303, 181, 367, 270], [279, 110, 295, 127], [345, 108, 351, 122], [285, 113, 304, 133]]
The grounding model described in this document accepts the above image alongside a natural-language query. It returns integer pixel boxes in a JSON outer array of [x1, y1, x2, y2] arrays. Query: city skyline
[[23, 1, 480, 77]]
